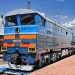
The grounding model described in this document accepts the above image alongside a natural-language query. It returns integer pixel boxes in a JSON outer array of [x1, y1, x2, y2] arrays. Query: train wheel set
[[35, 48, 75, 69]]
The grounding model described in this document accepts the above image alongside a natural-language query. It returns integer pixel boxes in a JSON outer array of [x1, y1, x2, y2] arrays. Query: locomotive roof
[[5, 9, 36, 16], [5, 9, 71, 32]]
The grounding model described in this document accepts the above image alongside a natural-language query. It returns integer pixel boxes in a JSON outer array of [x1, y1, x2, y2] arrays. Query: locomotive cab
[[5, 13, 38, 33], [5, 9, 47, 34]]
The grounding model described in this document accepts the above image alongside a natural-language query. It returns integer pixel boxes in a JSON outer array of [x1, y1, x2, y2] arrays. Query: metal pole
[[27, 0, 31, 9]]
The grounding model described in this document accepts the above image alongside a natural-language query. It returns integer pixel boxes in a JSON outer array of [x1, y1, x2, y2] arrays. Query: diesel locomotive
[[2, 9, 75, 71]]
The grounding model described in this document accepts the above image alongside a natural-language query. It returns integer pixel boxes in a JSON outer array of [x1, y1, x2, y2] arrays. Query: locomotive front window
[[20, 14, 35, 25], [6, 16, 17, 26]]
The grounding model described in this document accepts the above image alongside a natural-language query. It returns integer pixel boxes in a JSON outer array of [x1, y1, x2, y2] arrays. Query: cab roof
[[5, 9, 36, 16]]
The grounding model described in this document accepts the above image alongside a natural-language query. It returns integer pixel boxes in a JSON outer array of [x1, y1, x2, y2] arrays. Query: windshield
[[6, 15, 17, 26], [5, 14, 35, 27], [20, 14, 35, 25]]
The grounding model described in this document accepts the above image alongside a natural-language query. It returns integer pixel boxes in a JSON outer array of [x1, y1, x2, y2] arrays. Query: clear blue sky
[[0, 0, 75, 24]]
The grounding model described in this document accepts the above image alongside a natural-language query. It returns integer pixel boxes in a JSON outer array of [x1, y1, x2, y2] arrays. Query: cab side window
[[38, 15, 46, 27]]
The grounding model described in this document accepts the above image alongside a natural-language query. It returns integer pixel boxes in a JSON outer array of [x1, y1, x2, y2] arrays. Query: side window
[[38, 15, 46, 27]]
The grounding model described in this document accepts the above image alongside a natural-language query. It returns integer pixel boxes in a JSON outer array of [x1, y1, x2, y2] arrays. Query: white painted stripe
[[4, 71, 20, 74]]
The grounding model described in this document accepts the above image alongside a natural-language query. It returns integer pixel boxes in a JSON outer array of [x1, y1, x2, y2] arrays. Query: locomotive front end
[[3, 9, 38, 71]]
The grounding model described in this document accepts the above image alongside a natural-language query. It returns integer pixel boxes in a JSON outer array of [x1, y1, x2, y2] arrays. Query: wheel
[[35, 55, 45, 68], [51, 53, 57, 62], [46, 58, 51, 64], [73, 49, 75, 54], [69, 50, 72, 56], [59, 53, 62, 59], [36, 60, 43, 68], [38, 60, 43, 67]]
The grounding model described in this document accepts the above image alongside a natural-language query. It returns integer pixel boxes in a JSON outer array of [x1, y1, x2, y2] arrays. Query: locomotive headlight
[[28, 48, 36, 53], [15, 27, 20, 33], [1, 47, 7, 52]]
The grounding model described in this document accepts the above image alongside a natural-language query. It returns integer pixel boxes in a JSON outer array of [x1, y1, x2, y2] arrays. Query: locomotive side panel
[[37, 34, 47, 48], [46, 35, 54, 48], [36, 34, 54, 49]]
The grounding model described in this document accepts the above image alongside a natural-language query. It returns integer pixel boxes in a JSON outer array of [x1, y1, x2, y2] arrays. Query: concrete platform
[[28, 55, 75, 75]]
